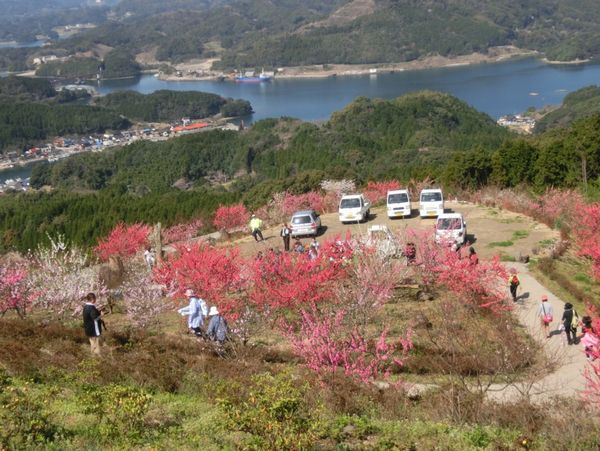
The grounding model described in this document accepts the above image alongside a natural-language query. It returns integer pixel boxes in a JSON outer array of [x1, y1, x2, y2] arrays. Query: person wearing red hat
[[537, 294, 554, 338]]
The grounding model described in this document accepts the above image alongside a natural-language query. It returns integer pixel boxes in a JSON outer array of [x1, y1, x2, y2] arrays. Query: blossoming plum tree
[[95, 223, 151, 261], [0, 263, 29, 318], [213, 203, 250, 234]]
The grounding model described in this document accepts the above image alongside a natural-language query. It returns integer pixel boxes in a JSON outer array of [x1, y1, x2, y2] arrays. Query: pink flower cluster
[[364, 180, 401, 206], [0, 264, 29, 317], [574, 205, 600, 280], [95, 222, 151, 262], [162, 218, 204, 245], [287, 309, 413, 384], [212, 203, 250, 233]]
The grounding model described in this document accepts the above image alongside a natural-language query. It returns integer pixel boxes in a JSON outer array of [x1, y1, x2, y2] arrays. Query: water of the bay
[[3, 57, 600, 183], [97, 57, 600, 122]]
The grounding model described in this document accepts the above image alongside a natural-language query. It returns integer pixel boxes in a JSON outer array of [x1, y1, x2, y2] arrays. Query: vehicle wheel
[[366, 210, 370, 220]]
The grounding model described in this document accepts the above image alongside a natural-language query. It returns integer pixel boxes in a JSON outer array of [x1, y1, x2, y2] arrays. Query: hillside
[[535, 85, 600, 133], [4, 90, 597, 252], [5, 0, 600, 75], [0, 85, 252, 152]]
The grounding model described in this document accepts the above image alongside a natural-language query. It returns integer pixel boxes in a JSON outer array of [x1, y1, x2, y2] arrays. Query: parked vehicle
[[290, 210, 321, 237], [435, 213, 467, 249], [419, 188, 444, 218], [366, 224, 401, 259], [339, 194, 370, 223], [387, 189, 411, 219]]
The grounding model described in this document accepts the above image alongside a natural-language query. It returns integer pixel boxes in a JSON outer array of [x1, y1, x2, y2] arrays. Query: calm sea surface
[[97, 57, 600, 121], [3, 57, 600, 183]]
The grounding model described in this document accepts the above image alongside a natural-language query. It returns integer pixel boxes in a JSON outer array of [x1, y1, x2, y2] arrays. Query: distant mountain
[[52, 0, 600, 67], [3, 0, 600, 72]]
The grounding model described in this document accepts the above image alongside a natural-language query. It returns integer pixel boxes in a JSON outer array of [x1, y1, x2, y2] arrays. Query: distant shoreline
[[158, 46, 540, 81]]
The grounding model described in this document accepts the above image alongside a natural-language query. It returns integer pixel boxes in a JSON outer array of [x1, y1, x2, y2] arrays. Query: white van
[[419, 188, 444, 218], [387, 189, 411, 219], [339, 194, 370, 223], [435, 213, 467, 248]]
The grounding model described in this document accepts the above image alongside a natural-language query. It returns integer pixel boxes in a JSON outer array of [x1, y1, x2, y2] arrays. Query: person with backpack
[[537, 294, 553, 339], [83, 292, 105, 355], [562, 303, 578, 345], [178, 289, 208, 337], [508, 270, 520, 302], [207, 306, 228, 355]]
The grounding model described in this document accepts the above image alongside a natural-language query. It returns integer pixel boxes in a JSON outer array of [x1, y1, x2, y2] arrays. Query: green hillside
[[535, 85, 600, 133]]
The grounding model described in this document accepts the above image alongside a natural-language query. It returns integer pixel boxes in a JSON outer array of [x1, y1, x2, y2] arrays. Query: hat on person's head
[[541, 294, 548, 301], [565, 302, 573, 309], [185, 289, 194, 297], [209, 306, 219, 316], [252, 214, 256, 218]]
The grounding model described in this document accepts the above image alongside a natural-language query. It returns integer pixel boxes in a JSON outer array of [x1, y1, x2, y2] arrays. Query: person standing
[[83, 292, 103, 355], [144, 246, 156, 270], [178, 289, 207, 337], [207, 306, 228, 356], [310, 237, 320, 255], [537, 294, 554, 339], [249, 214, 264, 242], [562, 303, 577, 345], [508, 270, 520, 302], [468, 247, 479, 265], [280, 223, 291, 251], [581, 316, 599, 360]]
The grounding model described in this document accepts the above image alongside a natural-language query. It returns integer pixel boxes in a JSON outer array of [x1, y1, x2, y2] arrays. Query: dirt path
[[227, 201, 558, 260], [486, 262, 589, 403], [223, 201, 589, 402]]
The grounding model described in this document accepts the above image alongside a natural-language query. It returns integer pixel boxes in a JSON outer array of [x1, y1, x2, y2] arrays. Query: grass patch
[[511, 230, 529, 240], [500, 254, 517, 262], [537, 239, 556, 249], [487, 240, 514, 248], [574, 273, 593, 285]]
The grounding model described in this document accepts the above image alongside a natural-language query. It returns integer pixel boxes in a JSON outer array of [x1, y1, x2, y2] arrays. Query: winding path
[[486, 262, 589, 403]]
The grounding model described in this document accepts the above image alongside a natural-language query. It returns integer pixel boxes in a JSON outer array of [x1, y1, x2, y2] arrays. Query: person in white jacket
[[177, 289, 208, 337]]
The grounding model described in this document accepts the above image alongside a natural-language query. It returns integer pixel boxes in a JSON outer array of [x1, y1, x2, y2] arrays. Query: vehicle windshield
[[421, 192, 442, 202], [292, 215, 312, 225], [437, 218, 462, 230], [340, 198, 361, 208], [388, 193, 408, 204]]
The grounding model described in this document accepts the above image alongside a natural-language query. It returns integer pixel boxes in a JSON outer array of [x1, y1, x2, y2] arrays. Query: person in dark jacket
[[562, 303, 577, 345], [280, 223, 291, 251], [82, 292, 103, 355]]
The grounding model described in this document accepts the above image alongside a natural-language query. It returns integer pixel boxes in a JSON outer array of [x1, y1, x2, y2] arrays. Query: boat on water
[[235, 69, 273, 83]]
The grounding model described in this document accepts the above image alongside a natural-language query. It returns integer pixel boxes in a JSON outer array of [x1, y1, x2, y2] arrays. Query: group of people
[[177, 289, 228, 346], [82, 289, 229, 356], [536, 293, 598, 359]]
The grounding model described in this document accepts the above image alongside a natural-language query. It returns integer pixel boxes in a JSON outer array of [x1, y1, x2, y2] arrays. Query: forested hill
[[535, 86, 600, 133], [1, 90, 598, 251], [31, 92, 508, 193], [7, 0, 600, 74]]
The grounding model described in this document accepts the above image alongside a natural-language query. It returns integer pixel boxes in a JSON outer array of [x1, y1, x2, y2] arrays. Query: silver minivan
[[290, 210, 322, 237]]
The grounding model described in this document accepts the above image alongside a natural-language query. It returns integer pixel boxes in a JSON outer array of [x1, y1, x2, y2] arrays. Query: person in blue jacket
[[178, 289, 208, 337]]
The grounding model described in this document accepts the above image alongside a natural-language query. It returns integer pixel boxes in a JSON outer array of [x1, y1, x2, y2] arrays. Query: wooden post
[[153, 222, 162, 264]]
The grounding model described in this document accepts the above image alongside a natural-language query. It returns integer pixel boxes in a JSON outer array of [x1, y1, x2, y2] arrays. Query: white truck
[[339, 194, 370, 223], [387, 189, 411, 219], [435, 212, 467, 249], [419, 188, 444, 218]]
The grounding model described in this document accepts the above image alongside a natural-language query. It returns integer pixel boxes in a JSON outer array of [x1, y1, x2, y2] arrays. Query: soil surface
[[228, 200, 558, 260]]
